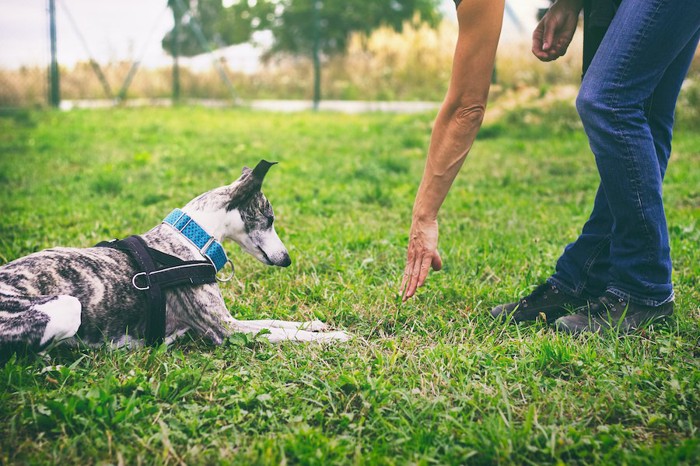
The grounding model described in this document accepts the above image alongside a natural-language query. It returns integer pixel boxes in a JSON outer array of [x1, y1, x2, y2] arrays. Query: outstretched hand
[[532, 0, 583, 62], [400, 218, 443, 301]]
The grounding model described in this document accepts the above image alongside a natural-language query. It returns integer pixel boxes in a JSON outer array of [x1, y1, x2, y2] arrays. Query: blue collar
[[163, 208, 229, 272]]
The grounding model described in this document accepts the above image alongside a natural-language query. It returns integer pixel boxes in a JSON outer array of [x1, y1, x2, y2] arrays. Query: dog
[[0, 160, 349, 354]]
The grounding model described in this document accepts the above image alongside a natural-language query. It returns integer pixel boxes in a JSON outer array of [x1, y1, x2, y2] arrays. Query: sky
[[0, 0, 549, 71]]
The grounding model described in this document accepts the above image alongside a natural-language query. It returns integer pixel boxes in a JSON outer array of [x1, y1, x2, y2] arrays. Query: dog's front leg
[[235, 319, 331, 332], [168, 288, 350, 345], [230, 320, 351, 343], [262, 327, 351, 343], [167, 287, 239, 345]]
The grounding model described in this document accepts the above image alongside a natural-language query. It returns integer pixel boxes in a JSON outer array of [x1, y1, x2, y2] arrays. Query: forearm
[[412, 0, 504, 222], [400, 0, 504, 300], [412, 101, 484, 222]]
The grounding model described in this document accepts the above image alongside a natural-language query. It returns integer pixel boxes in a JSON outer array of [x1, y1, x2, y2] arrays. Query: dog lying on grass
[[0, 160, 349, 355]]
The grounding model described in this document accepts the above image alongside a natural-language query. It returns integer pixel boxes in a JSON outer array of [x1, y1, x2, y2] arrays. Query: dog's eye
[[266, 217, 274, 229]]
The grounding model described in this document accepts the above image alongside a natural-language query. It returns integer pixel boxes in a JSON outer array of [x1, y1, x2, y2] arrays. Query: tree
[[162, 0, 442, 105]]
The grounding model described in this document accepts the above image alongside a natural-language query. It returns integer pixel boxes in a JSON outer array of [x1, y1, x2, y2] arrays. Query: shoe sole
[[555, 310, 673, 335]]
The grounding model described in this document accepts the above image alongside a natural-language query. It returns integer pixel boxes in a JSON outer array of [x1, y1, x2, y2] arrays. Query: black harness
[[97, 235, 218, 345]]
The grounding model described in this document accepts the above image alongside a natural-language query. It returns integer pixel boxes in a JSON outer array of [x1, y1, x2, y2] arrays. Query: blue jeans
[[549, 0, 700, 306]]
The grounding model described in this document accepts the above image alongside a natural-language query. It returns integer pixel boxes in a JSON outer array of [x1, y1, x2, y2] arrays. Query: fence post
[[172, 3, 181, 103], [48, 0, 60, 108], [312, 0, 321, 111]]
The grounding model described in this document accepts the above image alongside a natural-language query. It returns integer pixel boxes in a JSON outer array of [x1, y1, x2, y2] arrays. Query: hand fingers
[[542, 15, 557, 52], [532, 26, 558, 61], [554, 35, 573, 57], [401, 249, 443, 301], [416, 254, 434, 288], [535, 44, 562, 62], [400, 243, 419, 299], [431, 251, 443, 271], [400, 269, 408, 299], [404, 250, 426, 301], [399, 251, 414, 298], [400, 264, 416, 301], [531, 21, 546, 58]]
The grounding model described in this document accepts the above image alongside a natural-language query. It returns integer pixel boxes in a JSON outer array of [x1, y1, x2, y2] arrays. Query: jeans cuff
[[605, 286, 675, 307]]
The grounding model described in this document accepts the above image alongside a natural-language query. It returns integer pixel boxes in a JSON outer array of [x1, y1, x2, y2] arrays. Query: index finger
[[400, 256, 419, 301], [402, 252, 433, 301]]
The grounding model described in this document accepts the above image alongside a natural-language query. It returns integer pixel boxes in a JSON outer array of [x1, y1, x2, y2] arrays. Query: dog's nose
[[278, 253, 291, 267]]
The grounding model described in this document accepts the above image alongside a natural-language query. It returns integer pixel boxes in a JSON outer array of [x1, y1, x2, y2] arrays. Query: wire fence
[[3, 1, 578, 110], [0, 0, 260, 109], [11, 1, 698, 113]]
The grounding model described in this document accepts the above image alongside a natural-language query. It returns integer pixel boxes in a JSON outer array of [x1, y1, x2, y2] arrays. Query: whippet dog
[[0, 160, 349, 354]]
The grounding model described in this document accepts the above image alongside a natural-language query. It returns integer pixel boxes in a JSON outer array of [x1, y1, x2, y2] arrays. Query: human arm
[[400, 0, 505, 301], [532, 0, 584, 62]]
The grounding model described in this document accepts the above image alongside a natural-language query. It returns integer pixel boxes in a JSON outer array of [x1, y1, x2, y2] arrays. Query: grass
[[0, 102, 699, 465]]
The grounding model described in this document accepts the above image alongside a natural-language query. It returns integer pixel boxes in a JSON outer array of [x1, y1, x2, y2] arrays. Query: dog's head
[[184, 160, 291, 267]]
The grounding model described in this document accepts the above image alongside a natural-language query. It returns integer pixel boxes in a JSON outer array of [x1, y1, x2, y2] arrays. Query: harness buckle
[[132, 272, 150, 290], [216, 260, 235, 283]]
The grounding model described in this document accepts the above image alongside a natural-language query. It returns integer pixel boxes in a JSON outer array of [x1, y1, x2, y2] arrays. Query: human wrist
[[411, 210, 438, 225], [552, 0, 584, 12]]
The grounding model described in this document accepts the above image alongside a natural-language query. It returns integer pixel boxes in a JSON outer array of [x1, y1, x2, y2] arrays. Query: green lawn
[[0, 106, 698, 465]]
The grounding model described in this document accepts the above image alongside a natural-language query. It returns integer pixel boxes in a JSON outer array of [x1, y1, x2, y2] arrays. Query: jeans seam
[[606, 2, 660, 287], [550, 232, 609, 298], [578, 233, 612, 294]]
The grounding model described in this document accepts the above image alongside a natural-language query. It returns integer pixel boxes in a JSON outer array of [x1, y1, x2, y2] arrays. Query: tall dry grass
[[0, 66, 48, 107], [1, 18, 697, 108]]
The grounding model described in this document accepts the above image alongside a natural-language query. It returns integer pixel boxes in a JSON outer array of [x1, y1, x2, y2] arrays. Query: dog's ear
[[227, 160, 277, 210], [237, 160, 275, 183], [251, 159, 277, 182]]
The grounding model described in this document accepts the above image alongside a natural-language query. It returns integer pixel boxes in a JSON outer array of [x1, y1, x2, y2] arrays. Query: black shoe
[[490, 283, 589, 323], [555, 292, 674, 334]]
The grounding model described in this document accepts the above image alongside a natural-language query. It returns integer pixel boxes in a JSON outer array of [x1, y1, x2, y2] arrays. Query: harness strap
[[142, 247, 219, 287], [96, 235, 217, 345], [124, 236, 164, 345]]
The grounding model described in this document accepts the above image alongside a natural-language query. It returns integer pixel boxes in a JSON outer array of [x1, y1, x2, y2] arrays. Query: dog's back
[[0, 246, 145, 350]]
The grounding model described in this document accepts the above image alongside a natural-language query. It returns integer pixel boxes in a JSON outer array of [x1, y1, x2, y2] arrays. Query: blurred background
[[0, 0, 697, 114]]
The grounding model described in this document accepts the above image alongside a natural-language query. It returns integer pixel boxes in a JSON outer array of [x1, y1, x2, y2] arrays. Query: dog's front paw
[[300, 320, 330, 332]]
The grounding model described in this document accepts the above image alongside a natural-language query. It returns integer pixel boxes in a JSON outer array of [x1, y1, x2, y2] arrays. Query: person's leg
[[548, 185, 611, 299], [646, 29, 700, 180], [492, 0, 700, 323], [551, 26, 700, 302], [574, 0, 699, 306], [547, 0, 617, 300], [555, 0, 700, 332]]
